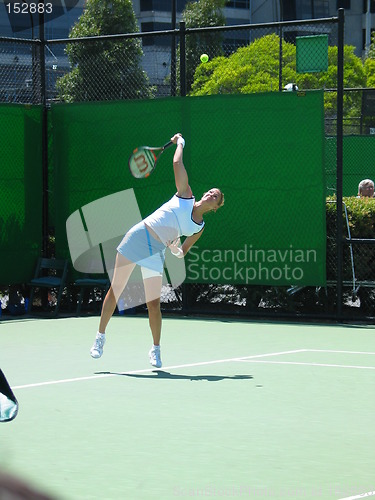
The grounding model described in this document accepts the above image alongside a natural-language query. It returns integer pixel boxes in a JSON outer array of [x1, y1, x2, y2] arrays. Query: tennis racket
[[0, 369, 18, 422], [128, 140, 173, 179]]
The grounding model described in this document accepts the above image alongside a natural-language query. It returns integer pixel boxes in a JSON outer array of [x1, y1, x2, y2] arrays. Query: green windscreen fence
[[51, 91, 326, 286], [0, 104, 43, 285], [325, 136, 375, 196]]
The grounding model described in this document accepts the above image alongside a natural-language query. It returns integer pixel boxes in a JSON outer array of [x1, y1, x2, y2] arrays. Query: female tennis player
[[90, 133, 224, 368]]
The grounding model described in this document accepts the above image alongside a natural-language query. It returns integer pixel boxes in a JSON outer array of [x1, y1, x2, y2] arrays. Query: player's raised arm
[[171, 133, 192, 198]]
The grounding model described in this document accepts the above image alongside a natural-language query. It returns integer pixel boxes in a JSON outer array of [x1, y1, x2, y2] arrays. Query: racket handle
[[163, 141, 173, 150]]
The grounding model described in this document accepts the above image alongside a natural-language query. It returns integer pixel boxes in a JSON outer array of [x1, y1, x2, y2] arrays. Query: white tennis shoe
[[90, 332, 106, 358], [149, 345, 162, 368]]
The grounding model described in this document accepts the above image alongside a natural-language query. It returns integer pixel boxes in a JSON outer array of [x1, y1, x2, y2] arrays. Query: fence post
[[180, 21, 186, 97], [336, 7, 345, 319], [179, 20, 188, 310], [171, 0, 177, 96], [39, 12, 49, 257], [279, 24, 283, 91]]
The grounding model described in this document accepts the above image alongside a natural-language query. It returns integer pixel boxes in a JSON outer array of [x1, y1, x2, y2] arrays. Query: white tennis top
[[143, 194, 205, 245]]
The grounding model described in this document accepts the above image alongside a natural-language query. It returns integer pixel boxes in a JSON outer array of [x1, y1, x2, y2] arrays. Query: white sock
[[153, 344, 160, 350], [97, 331, 105, 337]]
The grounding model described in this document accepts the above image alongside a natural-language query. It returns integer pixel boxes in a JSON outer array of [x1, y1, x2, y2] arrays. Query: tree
[[56, 0, 153, 102], [364, 31, 375, 87], [180, 0, 226, 94], [190, 34, 366, 119]]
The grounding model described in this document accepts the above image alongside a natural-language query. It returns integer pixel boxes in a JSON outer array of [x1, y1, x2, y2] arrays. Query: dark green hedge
[[326, 196, 375, 282]]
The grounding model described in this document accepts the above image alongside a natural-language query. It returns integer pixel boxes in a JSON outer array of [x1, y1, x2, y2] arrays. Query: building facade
[[0, 1, 374, 55]]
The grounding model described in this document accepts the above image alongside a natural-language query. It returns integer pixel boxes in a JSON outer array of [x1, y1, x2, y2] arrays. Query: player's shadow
[[96, 371, 253, 382]]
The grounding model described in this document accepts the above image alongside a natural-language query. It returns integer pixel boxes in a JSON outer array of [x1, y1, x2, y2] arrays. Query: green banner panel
[[0, 104, 43, 285], [296, 35, 328, 73], [325, 136, 375, 197], [51, 91, 326, 286]]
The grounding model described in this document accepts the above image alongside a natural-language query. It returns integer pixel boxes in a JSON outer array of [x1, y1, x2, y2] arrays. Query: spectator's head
[[358, 179, 375, 198]]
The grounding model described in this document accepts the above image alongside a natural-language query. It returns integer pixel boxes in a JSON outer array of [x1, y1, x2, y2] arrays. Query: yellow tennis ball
[[200, 53, 209, 63]]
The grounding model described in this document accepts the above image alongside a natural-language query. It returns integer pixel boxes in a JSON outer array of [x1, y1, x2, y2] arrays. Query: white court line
[[338, 491, 375, 500], [236, 348, 375, 370], [238, 360, 375, 370], [306, 349, 375, 355], [12, 349, 306, 390]]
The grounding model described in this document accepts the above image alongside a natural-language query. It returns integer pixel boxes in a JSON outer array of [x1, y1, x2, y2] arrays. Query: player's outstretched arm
[[168, 229, 204, 258], [171, 133, 192, 198], [181, 229, 204, 256]]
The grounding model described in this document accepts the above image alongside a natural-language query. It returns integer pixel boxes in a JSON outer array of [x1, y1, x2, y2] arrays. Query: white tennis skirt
[[117, 221, 166, 276]]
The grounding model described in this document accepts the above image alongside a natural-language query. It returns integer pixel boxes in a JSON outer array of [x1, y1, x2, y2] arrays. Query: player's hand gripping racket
[[128, 140, 173, 179]]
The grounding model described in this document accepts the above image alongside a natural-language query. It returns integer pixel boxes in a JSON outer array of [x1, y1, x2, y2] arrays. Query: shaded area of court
[[1, 316, 374, 499]]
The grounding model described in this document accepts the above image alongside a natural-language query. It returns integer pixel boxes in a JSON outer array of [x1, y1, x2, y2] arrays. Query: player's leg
[[91, 253, 135, 358], [99, 253, 136, 333], [144, 276, 163, 345], [142, 272, 163, 368]]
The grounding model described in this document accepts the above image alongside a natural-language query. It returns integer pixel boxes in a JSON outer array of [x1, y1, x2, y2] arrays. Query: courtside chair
[[27, 258, 69, 317], [73, 242, 110, 316], [74, 276, 110, 316]]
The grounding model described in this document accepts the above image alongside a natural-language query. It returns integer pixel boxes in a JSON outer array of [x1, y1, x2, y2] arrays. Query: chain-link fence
[[0, 37, 42, 103], [2, 13, 375, 320], [2, 18, 341, 104]]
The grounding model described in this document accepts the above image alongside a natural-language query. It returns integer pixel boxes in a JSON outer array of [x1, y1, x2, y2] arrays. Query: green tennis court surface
[[1, 316, 374, 500]]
